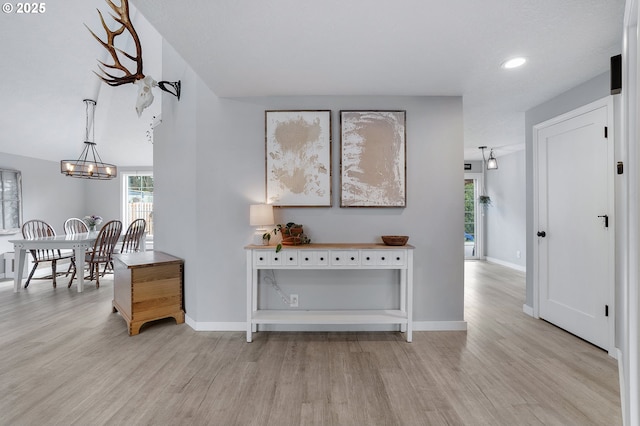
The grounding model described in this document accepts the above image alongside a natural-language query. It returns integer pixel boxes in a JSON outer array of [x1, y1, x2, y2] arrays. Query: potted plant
[[478, 195, 492, 206], [263, 222, 311, 252]]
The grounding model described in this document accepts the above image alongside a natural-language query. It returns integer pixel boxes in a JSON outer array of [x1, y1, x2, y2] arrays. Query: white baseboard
[[522, 304, 534, 317], [486, 257, 526, 272], [184, 318, 467, 332], [617, 348, 627, 426], [413, 321, 467, 331], [185, 316, 245, 331]]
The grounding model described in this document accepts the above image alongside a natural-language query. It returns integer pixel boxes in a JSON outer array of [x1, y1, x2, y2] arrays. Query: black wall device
[[611, 54, 622, 95]]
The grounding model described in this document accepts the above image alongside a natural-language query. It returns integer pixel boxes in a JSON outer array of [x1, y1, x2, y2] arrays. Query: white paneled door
[[535, 98, 614, 351]]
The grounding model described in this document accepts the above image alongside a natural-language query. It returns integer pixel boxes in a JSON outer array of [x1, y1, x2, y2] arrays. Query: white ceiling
[[0, 0, 625, 165]]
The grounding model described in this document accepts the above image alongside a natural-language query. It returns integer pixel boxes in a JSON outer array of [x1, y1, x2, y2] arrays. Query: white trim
[[413, 321, 467, 331], [184, 318, 468, 332], [618, 348, 628, 425], [185, 316, 246, 331], [623, 0, 640, 423], [522, 304, 534, 317], [486, 256, 526, 272]]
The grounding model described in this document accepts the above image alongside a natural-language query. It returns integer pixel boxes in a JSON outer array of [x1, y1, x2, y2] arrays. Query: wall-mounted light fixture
[[60, 99, 117, 180], [479, 146, 498, 170]]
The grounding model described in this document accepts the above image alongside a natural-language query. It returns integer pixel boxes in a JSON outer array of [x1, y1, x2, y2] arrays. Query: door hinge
[[605, 305, 609, 317], [617, 161, 624, 174], [604, 126, 608, 138]]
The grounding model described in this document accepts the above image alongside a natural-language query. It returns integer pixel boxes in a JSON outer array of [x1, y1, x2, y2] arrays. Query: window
[[122, 172, 153, 238], [0, 169, 22, 235]]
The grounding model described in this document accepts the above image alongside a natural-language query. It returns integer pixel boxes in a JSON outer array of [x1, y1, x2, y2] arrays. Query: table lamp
[[249, 204, 274, 245]]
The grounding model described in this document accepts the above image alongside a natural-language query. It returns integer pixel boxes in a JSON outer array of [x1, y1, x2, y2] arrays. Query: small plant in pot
[[263, 222, 311, 253], [478, 195, 492, 206]]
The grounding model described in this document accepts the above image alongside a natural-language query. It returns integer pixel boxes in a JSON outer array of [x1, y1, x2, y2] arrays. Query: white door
[[535, 99, 613, 350]]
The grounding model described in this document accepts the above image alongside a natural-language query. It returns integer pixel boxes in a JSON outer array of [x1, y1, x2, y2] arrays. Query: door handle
[[537, 231, 546, 237], [598, 215, 609, 228]]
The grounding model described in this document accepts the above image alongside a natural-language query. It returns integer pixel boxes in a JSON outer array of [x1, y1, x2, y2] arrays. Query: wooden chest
[[112, 251, 184, 335]]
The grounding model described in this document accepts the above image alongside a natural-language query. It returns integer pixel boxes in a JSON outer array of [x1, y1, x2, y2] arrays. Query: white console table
[[245, 243, 414, 342]]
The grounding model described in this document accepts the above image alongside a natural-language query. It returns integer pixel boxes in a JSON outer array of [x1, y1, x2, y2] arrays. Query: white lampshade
[[249, 204, 274, 227], [487, 149, 498, 170]]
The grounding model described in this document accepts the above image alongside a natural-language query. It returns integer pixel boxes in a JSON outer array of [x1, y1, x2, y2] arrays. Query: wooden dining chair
[[120, 219, 146, 254], [63, 217, 90, 277], [102, 218, 147, 275], [64, 217, 89, 235], [68, 220, 122, 289], [21, 219, 73, 288]]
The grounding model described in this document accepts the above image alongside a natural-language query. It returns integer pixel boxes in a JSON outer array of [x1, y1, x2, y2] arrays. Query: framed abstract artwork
[[265, 110, 332, 207], [340, 110, 406, 207]]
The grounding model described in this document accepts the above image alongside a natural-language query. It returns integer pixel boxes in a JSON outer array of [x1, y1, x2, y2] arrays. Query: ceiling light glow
[[502, 57, 527, 69]]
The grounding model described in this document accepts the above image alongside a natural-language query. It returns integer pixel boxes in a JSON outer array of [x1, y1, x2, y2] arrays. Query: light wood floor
[[0, 261, 621, 425]]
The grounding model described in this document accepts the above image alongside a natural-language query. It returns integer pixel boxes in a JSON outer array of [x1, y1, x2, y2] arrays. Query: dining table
[[9, 231, 146, 293]]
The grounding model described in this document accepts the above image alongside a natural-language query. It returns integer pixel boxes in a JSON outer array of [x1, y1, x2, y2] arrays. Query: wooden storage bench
[[113, 251, 185, 335]]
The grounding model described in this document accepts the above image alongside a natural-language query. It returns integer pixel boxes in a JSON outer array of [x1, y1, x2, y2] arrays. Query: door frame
[[622, 0, 640, 421], [464, 172, 484, 260], [532, 96, 616, 355]]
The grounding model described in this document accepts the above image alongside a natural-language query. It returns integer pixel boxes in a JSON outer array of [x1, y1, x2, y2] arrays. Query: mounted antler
[[87, 0, 180, 117]]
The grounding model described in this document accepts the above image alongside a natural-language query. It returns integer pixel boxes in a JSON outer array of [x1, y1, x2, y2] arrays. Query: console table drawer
[[254, 250, 299, 266], [300, 251, 329, 266], [331, 250, 359, 266], [362, 250, 406, 266]]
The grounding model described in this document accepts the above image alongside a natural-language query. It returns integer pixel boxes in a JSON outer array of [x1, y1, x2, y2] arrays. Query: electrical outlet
[[516, 250, 521, 259], [290, 294, 299, 308]]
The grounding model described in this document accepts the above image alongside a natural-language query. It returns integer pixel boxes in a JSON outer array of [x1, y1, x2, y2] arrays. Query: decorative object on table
[[381, 235, 409, 246], [249, 204, 274, 245], [265, 110, 332, 207], [83, 215, 103, 232], [264, 222, 311, 253], [340, 110, 406, 207], [60, 99, 117, 180], [87, 0, 180, 117]]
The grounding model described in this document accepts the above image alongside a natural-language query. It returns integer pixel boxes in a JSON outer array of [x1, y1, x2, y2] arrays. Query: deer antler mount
[[87, 0, 180, 117]]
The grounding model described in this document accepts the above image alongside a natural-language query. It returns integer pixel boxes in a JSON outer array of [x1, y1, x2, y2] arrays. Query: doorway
[[464, 174, 482, 259]]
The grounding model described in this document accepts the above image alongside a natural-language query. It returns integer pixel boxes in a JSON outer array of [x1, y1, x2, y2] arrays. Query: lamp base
[[253, 229, 269, 245]]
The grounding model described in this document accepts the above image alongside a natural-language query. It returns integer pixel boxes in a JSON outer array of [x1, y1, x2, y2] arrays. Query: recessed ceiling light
[[501, 57, 527, 69]]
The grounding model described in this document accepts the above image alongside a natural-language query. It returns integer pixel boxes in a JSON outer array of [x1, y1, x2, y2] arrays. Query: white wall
[[0, 152, 86, 255], [485, 150, 526, 270], [156, 42, 466, 330]]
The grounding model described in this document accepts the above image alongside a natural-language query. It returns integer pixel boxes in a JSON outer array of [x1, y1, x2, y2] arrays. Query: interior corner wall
[[524, 72, 610, 307], [485, 150, 526, 269], [156, 43, 465, 329], [154, 40, 199, 320]]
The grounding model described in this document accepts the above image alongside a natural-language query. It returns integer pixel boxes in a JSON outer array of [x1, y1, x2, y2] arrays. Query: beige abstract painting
[[265, 110, 332, 206], [340, 111, 406, 207]]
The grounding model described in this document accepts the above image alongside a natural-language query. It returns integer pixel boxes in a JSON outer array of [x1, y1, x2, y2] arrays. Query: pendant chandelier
[[60, 99, 117, 180]]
